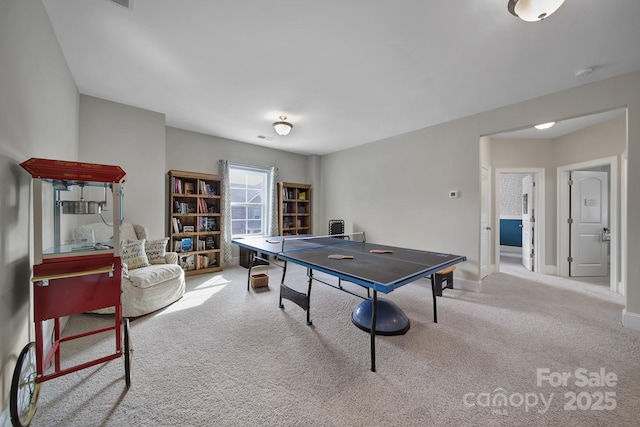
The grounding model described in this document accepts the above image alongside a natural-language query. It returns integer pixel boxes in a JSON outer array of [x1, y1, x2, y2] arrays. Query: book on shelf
[[180, 254, 195, 270], [172, 217, 182, 233], [198, 216, 217, 232], [184, 182, 195, 194], [180, 238, 193, 252], [183, 225, 194, 233], [205, 236, 216, 250]]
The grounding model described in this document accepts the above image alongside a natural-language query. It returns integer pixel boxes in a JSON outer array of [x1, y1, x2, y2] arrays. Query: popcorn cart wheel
[[9, 158, 132, 427]]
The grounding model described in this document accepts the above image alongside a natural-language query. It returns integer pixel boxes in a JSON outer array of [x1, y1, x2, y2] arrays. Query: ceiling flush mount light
[[273, 116, 293, 136], [534, 121, 557, 130], [508, 0, 565, 22], [575, 67, 593, 78]]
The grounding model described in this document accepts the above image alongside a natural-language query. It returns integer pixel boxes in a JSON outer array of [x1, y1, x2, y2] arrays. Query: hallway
[[499, 249, 610, 287]]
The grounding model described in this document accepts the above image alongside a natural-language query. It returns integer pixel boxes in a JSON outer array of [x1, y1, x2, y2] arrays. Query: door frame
[[557, 156, 618, 292], [480, 164, 492, 279], [494, 168, 545, 274]]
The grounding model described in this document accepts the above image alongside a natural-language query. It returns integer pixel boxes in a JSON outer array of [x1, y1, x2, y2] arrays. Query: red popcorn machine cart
[[10, 158, 133, 427]]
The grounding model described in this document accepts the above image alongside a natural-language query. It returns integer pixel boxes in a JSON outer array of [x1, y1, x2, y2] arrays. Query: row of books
[[173, 236, 217, 253], [178, 254, 219, 271], [175, 238, 193, 252], [282, 187, 307, 200], [282, 205, 308, 214], [199, 180, 217, 196], [173, 217, 219, 234], [174, 199, 218, 215], [198, 217, 217, 232], [282, 188, 308, 200], [282, 219, 308, 229], [173, 178, 195, 195], [172, 178, 219, 196], [173, 201, 197, 214], [197, 198, 219, 214]]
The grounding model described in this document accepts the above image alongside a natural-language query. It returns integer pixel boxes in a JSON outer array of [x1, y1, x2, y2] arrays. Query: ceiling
[[42, 0, 640, 155], [492, 108, 626, 139]]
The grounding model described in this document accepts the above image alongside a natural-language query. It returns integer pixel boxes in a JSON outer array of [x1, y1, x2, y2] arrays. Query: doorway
[[558, 156, 618, 292], [494, 169, 545, 274]]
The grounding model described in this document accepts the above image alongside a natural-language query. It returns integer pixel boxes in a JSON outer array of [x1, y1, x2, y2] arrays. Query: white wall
[[491, 115, 625, 272], [79, 95, 167, 238], [499, 173, 530, 219], [165, 127, 311, 184], [321, 119, 478, 280], [320, 71, 640, 324], [555, 114, 626, 166], [165, 127, 315, 261], [0, 0, 79, 418]]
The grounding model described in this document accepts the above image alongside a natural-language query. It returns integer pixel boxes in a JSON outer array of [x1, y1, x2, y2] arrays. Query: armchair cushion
[[145, 237, 169, 264], [128, 263, 183, 289], [121, 239, 150, 270]]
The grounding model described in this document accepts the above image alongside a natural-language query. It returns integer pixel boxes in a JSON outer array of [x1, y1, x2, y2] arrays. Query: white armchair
[[74, 223, 186, 317]]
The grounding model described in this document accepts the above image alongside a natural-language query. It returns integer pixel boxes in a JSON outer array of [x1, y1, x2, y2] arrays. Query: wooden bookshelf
[[278, 182, 311, 236], [168, 170, 223, 276]]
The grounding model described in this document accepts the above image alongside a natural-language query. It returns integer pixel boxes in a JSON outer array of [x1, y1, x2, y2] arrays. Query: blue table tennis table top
[[232, 235, 466, 294]]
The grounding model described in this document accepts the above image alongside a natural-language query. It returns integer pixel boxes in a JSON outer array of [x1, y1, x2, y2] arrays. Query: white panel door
[[570, 171, 609, 277], [521, 175, 534, 271]]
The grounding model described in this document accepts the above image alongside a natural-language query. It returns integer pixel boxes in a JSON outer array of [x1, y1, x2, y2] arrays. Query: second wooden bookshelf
[[278, 182, 311, 236]]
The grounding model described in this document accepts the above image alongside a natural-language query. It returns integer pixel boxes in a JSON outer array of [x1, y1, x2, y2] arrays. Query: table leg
[[278, 264, 313, 325], [278, 260, 288, 308], [370, 290, 377, 372], [246, 251, 255, 291], [430, 275, 438, 323], [305, 270, 313, 326]]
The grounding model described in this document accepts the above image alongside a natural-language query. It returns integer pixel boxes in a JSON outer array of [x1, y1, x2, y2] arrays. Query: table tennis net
[[280, 232, 365, 253]]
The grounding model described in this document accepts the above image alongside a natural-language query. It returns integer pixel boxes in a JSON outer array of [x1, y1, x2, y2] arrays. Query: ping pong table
[[232, 233, 466, 372]]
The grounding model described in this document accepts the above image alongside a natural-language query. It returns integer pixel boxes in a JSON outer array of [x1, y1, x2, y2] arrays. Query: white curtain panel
[[218, 159, 232, 264], [267, 166, 278, 236]]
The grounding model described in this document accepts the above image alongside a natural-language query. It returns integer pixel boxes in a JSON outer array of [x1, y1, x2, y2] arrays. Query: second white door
[[570, 171, 609, 277]]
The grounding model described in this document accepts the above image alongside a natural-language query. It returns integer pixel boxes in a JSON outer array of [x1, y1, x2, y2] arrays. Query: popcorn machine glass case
[[20, 158, 126, 262], [11, 158, 132, 427]]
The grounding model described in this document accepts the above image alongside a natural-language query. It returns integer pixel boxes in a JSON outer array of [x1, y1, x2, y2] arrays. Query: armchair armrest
[[164, 252, 179, 265]]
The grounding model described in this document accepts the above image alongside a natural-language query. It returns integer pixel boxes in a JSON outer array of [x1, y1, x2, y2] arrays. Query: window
[[229, 164, 271, 237]]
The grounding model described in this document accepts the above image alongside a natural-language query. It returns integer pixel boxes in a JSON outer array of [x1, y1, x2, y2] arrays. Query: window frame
[[229, 163, 272, 238]]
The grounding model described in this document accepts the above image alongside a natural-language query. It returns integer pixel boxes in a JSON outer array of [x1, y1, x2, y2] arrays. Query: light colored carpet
[[30, 260, 640, 426]]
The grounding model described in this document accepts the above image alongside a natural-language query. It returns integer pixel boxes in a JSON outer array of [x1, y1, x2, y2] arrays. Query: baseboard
[[622, 309, 640, 331], [454, 277, 481, 293], [544, 265, 557, 275]]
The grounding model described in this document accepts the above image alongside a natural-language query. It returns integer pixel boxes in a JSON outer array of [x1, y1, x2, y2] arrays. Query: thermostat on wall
[[449, 190, 459, 198]]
